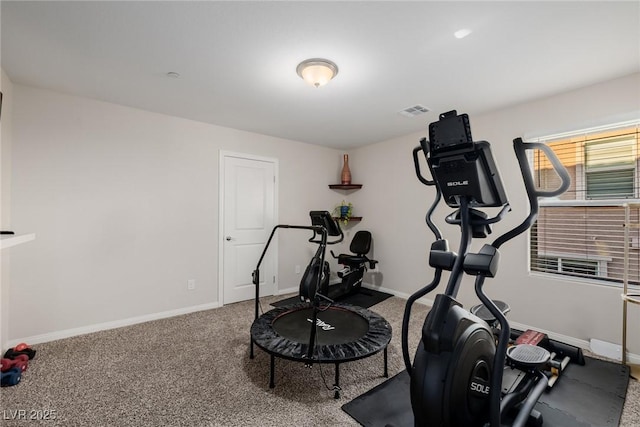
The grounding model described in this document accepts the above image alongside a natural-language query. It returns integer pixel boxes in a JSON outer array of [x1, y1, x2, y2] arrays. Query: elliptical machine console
[[428, 110, 507, 208], [402, 110, 571, 427]]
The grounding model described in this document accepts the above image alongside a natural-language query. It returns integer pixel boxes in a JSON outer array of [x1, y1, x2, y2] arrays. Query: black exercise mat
[[271, 287, 393, 309], [342, 370, 413, 427], [536, 357, 629, 427], [342, 357, 629, 427]]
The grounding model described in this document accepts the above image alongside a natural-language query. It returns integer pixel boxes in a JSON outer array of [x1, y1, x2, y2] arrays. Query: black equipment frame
[[249, 219, 391, 398], [403, 110, 571, 427], [250, 223, 328, 361]]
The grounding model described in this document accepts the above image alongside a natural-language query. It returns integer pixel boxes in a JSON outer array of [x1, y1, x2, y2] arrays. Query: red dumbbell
[[3, 343, 36, 360], [1, 355, 28, 373]]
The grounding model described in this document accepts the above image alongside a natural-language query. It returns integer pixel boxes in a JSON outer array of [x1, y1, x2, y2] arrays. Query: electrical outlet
[[295, 265, 301, 274], [187, 279, 196, 290]]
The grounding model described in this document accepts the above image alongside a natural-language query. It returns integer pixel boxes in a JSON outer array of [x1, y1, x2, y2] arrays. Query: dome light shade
[[454, 28, 472, 39], [296, 58, 338, 88]]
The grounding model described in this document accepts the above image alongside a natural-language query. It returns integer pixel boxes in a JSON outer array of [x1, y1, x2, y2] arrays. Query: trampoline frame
[[251, 302, 391, 398]]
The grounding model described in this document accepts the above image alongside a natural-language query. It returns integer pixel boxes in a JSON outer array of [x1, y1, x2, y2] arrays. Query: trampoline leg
[[269, 355, 275, 389], [383, 348, 389, 377], [250, 337, 254, 359], [334, 363, 341, 399]]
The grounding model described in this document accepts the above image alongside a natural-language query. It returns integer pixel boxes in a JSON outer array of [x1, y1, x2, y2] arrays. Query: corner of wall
[[0, 67, 14, 352]]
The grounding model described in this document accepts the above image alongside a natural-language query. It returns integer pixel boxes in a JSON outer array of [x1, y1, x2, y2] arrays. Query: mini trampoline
[[250, 301, 392, 398], [249, 217, 392, 398]]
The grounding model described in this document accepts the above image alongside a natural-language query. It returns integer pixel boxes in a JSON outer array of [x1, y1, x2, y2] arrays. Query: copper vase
[[341, 154, 352, 185]]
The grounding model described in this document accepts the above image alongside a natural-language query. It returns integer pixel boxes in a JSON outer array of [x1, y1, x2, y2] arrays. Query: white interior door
[[220, 153, 277, 305]]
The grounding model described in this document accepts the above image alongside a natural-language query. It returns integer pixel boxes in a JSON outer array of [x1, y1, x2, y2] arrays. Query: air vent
[[399, 104, 430, 118]]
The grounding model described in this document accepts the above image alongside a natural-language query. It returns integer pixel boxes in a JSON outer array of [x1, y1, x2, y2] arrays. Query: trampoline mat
[[271, 287, 393, 309], [273, 306, 369, 346], [342, 356, 629, 427], [251, 302, 392, 363]]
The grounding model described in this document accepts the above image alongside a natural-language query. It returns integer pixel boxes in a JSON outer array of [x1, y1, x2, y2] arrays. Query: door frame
[[218, 150, 279, 306]]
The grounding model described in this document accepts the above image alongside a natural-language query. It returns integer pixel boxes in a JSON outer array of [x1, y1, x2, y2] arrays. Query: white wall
[[0, 69, 20, 349], [7, 73, 640, 358], [0, 68, 15, 351], [8, 84, 345, 343], [351, 72, 640, 355]]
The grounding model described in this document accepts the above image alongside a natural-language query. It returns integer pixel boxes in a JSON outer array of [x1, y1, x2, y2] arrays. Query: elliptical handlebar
[[413, 138, 435, 186], [413, 139, 443, 241], [475, 137, 571, 427], [402, 138, 446, 371], [491, 138, 571, 249], [515, 138, 571, 199], [444, 203, 511, 226]]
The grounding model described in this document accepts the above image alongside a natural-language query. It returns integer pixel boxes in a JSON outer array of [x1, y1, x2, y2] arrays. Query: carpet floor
[[1, 295, 638, 426]]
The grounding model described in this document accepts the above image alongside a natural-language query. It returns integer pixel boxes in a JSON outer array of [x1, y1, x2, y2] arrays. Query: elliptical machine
[[402, 111, 570, 427]]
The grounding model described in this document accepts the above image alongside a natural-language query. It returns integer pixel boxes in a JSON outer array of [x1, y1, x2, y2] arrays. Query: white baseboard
[[277, 286, 298, 295], [6, 302, 219, 349], [373, 285, 435, 307], [588, 338, 640, 365], [277, 279, 341, 296], [508, 319, 591, 351]]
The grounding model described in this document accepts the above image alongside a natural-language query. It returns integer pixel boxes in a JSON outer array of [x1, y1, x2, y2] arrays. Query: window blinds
[[530, 125, 639, 286]]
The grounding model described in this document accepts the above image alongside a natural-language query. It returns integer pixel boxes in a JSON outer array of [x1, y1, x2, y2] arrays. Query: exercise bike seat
[[336, 230, 377, 268]]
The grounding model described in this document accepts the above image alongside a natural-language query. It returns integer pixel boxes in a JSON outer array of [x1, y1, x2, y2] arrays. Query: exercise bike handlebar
[[251, 224, 328, 321], [308, 228, 344, 245]]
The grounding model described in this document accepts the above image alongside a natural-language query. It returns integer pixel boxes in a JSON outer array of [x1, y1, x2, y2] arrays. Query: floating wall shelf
[[329, 184, 363, 190], [333, 216, 362, 222]]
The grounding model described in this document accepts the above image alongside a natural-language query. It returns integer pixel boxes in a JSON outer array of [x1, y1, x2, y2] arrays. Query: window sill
[[539, 199, 640, 207], [528, 270, 639, 291]]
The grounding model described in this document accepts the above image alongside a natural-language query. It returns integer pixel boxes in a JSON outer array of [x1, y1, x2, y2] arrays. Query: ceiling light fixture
[[454, 29, 472, 39], [296, 58, 339, 88]]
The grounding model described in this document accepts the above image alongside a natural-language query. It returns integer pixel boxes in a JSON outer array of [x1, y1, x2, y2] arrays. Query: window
[[585, 137, 636, 199], [529, 123, 640, 287], [536, 256, 601, 277], [561, 258, 599, 276]]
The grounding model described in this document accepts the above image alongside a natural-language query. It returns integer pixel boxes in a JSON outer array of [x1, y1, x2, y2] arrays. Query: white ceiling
[[2, 1, 639, 149]]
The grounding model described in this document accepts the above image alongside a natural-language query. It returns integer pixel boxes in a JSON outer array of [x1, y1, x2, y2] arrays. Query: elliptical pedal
[[507, 344, 551, 370]]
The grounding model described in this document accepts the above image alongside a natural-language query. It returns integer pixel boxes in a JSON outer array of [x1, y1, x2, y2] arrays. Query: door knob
[[226, 236, 234, 241]]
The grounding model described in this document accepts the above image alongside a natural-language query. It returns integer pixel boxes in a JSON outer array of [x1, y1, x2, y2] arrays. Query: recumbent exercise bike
[[300, 211, 378, 302], [401, 111, 570, 427]]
